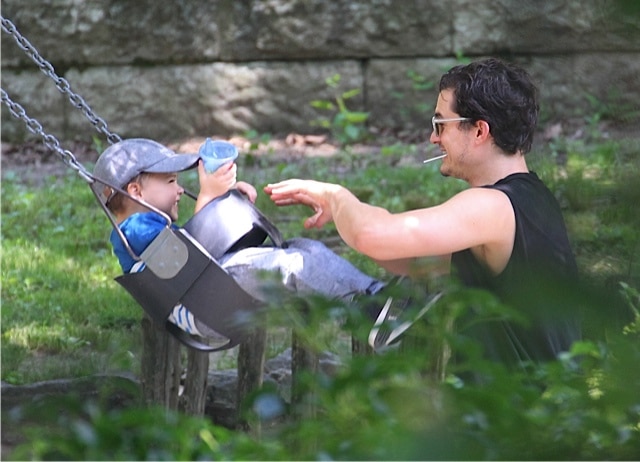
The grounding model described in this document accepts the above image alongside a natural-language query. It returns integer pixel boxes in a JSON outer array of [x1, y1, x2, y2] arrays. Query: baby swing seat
[[115, 190, 284, 351], [2, 15, 286, 351]]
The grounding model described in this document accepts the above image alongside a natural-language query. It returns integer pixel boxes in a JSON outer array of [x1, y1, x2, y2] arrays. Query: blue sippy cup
[[199, 138, 239, 173]]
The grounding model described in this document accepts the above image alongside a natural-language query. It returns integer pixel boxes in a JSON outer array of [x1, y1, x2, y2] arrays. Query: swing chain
[[1, 16, 122, 145], [1, 89, 94, 183]]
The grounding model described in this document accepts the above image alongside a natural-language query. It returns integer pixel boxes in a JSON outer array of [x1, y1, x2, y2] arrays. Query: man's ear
[[474, 120, 491, 143]]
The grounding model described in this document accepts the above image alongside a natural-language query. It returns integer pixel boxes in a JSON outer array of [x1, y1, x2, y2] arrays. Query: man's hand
[[264, 179, 339, 229]]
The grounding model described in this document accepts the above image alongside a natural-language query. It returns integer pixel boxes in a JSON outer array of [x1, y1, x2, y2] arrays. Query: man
[[265, 58, 580, 366]]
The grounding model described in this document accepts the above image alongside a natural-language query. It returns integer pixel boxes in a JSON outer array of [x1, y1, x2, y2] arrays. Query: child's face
[[136, 172, 184, 221]]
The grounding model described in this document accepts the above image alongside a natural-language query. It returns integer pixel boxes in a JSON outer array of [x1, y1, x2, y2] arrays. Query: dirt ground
[[0, 132, 390, 186], [3, 119, 638, 185]]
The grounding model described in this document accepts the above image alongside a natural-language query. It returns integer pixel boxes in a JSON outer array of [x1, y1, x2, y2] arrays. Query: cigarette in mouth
[[423, 154, 447, 164]]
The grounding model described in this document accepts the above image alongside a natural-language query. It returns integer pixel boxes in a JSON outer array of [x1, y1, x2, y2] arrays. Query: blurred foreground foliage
[[8, 280, 639, 461], [3, 104, 639, 459]]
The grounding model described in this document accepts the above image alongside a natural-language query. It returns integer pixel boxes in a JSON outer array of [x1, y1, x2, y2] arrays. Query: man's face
[[430, 89, 473, 181], [137, 172, 184, 221]]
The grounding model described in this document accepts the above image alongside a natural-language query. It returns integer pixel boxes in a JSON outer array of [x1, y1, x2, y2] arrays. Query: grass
[[1, 131, 639, 385], [540, 137, 640, 287], [2, 130, 640, 461], [1, 172, 142, 383]]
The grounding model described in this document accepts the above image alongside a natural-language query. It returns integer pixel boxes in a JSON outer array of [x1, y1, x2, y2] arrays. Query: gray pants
[[218, 237, 384, 302]]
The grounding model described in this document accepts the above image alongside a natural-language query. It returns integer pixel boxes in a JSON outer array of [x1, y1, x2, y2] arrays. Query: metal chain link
[[1, 15, 122, 145], [1, 89, 94, 183]]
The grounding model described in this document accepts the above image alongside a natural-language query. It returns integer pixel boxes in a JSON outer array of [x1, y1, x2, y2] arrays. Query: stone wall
[[2, 0, 639, 144]]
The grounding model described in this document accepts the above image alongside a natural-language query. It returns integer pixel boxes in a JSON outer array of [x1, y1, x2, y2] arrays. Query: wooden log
[[291, 329, 318, 419], [290, 312, 319, 456], [236, 326, 267, 432], [179, 348, 209, 415], [139, 314, 181, 410], [400, 311, 452, 382], [351, 337, 373, 356], [140, 314, 209, 416]]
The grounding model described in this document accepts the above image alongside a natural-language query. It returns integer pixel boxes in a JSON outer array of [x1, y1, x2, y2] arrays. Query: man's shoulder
[[453, 185, 513, 207], [442, 187, 514, 230]]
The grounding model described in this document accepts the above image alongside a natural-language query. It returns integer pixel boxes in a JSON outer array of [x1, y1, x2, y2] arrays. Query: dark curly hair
[[439, 58, 539, 155]]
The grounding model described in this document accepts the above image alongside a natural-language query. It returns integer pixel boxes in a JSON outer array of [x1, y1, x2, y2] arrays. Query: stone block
[[1, 70, 66, 142], [366, 57, 460, 131], [59, 60, 362, 140], [453, 0, 640, 55]]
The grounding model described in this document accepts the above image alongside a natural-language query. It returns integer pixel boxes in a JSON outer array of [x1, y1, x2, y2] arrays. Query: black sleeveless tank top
[[451, 172, 580, 365]]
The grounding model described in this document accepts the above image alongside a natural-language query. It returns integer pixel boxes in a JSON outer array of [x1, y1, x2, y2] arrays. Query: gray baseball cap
[[92, 138, 199, 204]]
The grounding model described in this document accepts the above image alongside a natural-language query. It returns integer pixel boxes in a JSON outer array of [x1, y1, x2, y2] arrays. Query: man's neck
[[467, 151, 529, 187]]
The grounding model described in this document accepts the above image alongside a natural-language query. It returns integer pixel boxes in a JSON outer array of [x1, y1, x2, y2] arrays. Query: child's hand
[[235, 181, 257, 203], [195, 160, 237, 212], [201, 159, 237, 195]]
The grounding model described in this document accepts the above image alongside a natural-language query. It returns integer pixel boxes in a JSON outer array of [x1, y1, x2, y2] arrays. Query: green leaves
[[310, 73, 370, 145]]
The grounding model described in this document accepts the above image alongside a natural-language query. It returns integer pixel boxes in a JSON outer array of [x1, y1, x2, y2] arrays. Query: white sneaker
[[169, 305, 230, 346], [368, 292, 443, 351]]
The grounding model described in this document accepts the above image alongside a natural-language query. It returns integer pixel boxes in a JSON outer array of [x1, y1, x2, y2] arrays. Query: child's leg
[[219, 237, 384, 300], [284, 238, 384, 296]]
